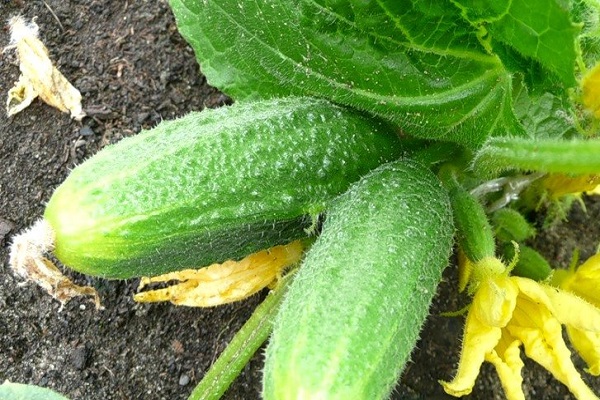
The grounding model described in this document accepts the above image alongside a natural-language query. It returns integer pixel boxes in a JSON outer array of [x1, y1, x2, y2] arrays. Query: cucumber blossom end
[[10, 97, 405, 306], [134, 240, 306, 307], [9, 218, 102, 309]]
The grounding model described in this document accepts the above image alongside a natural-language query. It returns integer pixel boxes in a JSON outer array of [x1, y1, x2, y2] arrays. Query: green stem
[[187, 274, 293, 400], [473, 137, 600, 176]]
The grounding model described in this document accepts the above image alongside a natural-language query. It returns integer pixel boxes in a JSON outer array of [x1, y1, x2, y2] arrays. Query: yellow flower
[[553, 253, 600, 309], [582, 62, 600, 118], [133, 240, 304, 307], [553, 253, 600, 376], [441, 257, 600, 400], [542, 173, 600, 199]]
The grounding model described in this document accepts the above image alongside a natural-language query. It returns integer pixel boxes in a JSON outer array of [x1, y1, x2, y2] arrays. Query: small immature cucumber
[[444, 176, 495, 263], [43, 97, 403, 278], [491, 208, 536, 243], [263, 160, 454, 399]]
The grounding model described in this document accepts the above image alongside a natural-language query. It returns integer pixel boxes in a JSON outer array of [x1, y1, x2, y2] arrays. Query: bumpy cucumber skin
[[44, 97, 404, 278], [448, 185, 495, 262], [263, 160, 454, 400]]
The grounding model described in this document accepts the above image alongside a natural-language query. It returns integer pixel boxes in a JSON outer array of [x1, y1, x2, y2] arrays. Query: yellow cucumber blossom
[[583, 62, 600, 118], [542, 173, 600, 199], [441, 256, 600, 400], [552, 253, 600, 376]]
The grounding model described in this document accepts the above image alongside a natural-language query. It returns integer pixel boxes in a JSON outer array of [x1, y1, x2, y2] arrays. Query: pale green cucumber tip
[[44, 185, 123, 271]]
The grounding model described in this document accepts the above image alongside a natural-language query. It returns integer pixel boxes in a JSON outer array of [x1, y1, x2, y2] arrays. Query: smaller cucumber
[[444, 177, 495, 263], [263, 160, 454, 399], [491, 208, 536, 243]]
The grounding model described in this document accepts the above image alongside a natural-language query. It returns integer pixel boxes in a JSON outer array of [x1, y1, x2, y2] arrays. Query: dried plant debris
[[9, 219, 101, 309], [135, 241, 305, 307], [4, 16, 85, 120]]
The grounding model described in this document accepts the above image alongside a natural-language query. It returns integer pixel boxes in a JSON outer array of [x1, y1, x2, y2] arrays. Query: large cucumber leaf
[[169, 0, 526, 148], [512, 80, 579, 140], [571, 0, 600, 69], [452, 0, 581, 88]]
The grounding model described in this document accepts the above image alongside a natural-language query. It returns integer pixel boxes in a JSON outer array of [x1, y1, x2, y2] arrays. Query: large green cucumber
[[44, 97, 403, 278], [263, 160, 454, 399]]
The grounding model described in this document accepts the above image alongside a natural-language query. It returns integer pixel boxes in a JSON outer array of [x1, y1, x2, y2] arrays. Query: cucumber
[[39, 97, 403, 278], [447, 183, 495, 263], [263, 160, 454, 399]]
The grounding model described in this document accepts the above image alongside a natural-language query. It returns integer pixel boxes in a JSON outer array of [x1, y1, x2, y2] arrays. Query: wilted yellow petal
[[574, 253, 600, 280], [9, 218, 101, 309], [560, 254, 600, 306], [440, 309, 502, 396], [457, 250, 472, 293], [583, 62, 600, 118], [516, 277, 600, 333], [542, 173, 600, 198], [587, 185, 600, 195], [6, 75, 39, 115], [135, 240, 304, 307], [445, 261, 600, 400], [471, 275, 518, 328], [509, 295, 600, 400], [6, 16, 84, 120], [567, 326, 600, 376], [485, 331, 525, 400]]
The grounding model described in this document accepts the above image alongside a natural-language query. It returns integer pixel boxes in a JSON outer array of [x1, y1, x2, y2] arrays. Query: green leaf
[[512, 80, 579, 139], [0, 381, 70, 400], [169, 0, 525, 148], [572, 0, 600, 69], [453, 0, 580, 87]]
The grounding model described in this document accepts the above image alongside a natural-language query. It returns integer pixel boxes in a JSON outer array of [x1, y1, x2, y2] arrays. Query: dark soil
[[1, 1, 599, 399]]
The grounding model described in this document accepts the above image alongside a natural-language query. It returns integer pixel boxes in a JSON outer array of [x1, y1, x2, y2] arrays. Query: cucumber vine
[[168, 1, 600, 398], [9, 1, 600, 399]]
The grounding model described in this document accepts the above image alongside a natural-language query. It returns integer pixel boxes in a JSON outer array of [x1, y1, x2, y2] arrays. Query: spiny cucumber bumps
[[263, 160, 454, 399], [11, 97, 404, 294]]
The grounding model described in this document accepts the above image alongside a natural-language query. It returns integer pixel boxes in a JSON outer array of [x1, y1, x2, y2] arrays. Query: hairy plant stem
[[187, 273, 294, 400], [473, 137, 600, 176]]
